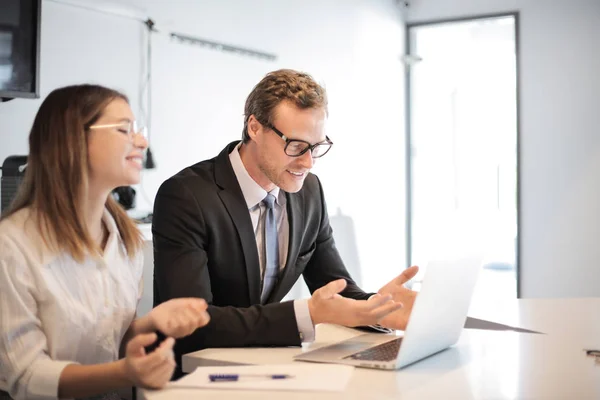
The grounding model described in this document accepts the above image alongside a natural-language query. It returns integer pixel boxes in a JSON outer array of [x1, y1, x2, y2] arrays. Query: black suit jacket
[[152, 141, 369, 367]]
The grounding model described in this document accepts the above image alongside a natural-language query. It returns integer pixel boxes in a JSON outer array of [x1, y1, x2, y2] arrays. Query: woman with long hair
[[0, 84, 210, 400]]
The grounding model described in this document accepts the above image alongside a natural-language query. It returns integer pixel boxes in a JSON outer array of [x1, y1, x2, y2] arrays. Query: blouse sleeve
[[0, 237, 75, 400]]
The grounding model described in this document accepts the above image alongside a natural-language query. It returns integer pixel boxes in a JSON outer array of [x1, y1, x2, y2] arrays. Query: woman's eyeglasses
[[89, 120, 147, 140]]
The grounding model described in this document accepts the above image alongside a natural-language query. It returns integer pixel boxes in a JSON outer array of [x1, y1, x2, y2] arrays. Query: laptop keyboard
[[344, 337, 403, 362]]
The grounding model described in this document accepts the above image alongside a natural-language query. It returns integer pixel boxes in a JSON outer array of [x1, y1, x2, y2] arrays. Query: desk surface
[[141, 298, 600, 400], [467, 297, 600, 345]]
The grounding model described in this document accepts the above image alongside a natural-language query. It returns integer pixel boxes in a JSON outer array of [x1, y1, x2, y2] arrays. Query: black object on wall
[[1, 155, 27, 214], [112, 186, 136, 210], [0, 0, 42, 100]]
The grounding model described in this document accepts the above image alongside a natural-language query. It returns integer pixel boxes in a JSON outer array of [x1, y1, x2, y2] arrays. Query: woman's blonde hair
[[2, 84, 142, 261]]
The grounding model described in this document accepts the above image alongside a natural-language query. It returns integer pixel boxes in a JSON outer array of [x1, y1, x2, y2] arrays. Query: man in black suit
[[153, 69, 418, 372]]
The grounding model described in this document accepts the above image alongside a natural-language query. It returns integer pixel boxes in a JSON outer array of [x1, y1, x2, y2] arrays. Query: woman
[[0, 85, 210, 400]]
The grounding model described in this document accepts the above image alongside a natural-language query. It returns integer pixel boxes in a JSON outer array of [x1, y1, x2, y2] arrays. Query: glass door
[[407, 15, 519, 311]]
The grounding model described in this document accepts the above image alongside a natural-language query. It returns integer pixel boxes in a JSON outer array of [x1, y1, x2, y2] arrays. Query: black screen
[[0, 0, 40, 98]]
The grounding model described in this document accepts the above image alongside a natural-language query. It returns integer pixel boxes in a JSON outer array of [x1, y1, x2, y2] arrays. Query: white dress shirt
[[0, 208, 143, 400], [229, 145, 315, 342]]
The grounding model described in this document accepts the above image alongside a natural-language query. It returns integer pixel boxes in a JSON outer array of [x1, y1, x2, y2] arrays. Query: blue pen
[[209, 373, 294, 382]]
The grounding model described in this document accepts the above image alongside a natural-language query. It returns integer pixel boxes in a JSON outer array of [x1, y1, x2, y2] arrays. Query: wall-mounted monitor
[[0, 0, 41, 100]]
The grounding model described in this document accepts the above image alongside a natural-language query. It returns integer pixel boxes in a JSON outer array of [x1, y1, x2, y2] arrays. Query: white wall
[[0, 1, 143, 160], [139, 0, 407, 294], [0, 0, 407, 297], [406, 0, 600, 298]]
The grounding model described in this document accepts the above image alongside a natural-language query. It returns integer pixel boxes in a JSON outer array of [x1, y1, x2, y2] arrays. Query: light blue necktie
[[261, 193, 279, 303]]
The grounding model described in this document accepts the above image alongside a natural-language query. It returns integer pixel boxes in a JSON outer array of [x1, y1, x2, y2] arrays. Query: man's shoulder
[[158, 158, 218, 194], [175, 158, 216, 181], [303, 172, 319, 187], [158, 142, 238, 195], [297, 172, 322, 198]]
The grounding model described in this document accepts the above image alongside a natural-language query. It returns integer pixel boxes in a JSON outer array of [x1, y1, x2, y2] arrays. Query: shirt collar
[[10, 207, 122, 266], [229, 143, 286, 210], [102, 208, 118, 236]]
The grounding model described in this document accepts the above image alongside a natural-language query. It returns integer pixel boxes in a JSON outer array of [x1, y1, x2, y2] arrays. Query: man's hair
[[2, 84, 142, 261], [242, 69, 328, 143]]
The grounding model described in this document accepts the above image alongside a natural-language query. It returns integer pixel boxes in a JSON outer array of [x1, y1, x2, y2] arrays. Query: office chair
[[1, 155, 28, 215]]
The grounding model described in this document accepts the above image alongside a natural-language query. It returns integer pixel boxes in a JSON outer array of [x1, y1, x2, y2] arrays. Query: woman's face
[[87, 98, 148, 191]]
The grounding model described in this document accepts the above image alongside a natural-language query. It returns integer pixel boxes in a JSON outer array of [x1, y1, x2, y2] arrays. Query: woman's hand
[[123, 333, 175, 389]]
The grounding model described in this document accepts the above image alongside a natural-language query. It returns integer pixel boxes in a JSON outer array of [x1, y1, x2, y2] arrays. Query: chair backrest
[[1, 155, 28, 215]]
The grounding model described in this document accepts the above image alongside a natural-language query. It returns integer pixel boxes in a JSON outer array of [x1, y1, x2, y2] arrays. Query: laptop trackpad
[[344, 337, 403, 361], [296, 334, 401, 361], [323, 339, 374, 355]]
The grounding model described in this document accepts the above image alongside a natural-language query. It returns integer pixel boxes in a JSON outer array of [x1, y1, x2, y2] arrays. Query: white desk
[[466, 297, 600, 346], [141, 299, 600, 399]]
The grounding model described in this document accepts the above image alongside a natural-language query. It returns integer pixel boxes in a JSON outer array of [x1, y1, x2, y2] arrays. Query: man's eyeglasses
[[89, 120, 147, 140], [268, 124, 333, 158]]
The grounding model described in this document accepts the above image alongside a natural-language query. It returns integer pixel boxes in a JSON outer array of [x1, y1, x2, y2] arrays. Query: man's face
[[254, 101, 327, 193]]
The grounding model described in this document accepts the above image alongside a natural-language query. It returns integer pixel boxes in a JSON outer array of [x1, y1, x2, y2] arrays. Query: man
[[153, 69, 418, 373]]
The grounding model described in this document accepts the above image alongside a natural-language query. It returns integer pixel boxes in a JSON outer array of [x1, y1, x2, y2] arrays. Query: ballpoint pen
[[209, 373, 295, 382]]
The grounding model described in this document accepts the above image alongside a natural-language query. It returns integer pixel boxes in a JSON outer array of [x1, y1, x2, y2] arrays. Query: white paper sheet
[[168, 363, 354, 392]]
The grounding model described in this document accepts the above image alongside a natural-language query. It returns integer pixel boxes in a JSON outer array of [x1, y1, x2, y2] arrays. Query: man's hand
[[149, 298, 210, 338], [307, 279, 403, 327], [377, 266, 419, 330]]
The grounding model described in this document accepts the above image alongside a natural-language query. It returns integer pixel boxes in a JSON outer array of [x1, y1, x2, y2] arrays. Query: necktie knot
[[262, 193, 276, 210]]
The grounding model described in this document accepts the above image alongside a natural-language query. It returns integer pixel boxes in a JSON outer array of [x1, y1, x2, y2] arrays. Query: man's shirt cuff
[[293, 299, 316, 343]]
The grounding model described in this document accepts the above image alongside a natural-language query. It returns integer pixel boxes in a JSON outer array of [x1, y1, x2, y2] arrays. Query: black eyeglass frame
[[267, 124, 333, 158]]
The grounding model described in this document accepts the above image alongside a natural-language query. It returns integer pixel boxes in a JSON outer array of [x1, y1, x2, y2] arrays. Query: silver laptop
[[294, 256, 482, 370]]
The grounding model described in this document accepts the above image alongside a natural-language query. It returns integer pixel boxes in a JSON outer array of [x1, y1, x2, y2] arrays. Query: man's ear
[[247, 115, 262, 141]]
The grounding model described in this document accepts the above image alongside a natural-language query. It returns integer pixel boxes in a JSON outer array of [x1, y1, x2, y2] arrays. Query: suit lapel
[[215, 142, 261, 305], [267, 190, 304, 302]]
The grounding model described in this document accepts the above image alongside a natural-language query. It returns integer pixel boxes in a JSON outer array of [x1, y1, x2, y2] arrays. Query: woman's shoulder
[[0, 208, 51, 264], [0, 208, 36, 243]]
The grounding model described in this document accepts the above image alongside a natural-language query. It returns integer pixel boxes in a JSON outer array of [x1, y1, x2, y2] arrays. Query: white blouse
[[0, 208, 143, 400]]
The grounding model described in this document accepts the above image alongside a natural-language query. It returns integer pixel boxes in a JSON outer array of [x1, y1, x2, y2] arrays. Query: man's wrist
[[307, 298, 321, 325]]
